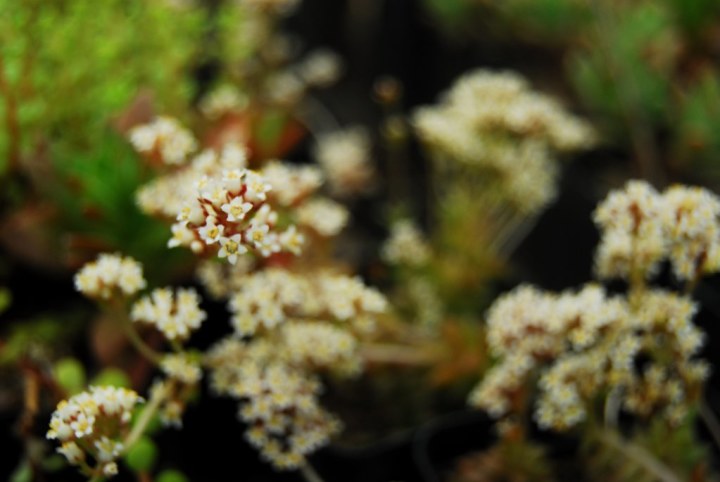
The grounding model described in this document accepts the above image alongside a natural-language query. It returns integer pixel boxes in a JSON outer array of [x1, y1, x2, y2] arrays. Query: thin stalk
[[603, 388, 621, 428], [122, 321, 163, 365], [699, 398, 720, 454], [299, 461, 325, 482], [597, 429, 682, 482], [123, 381, 169, 450]]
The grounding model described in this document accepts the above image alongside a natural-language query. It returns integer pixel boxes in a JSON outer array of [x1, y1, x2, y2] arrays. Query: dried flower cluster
[[199, 266, 386, 468], [469, 284, 707, 430], [594, 180, 720, 281], [413, 70, 595, 213], [47, 387, 143, 477], [470, 181, 716, 433]]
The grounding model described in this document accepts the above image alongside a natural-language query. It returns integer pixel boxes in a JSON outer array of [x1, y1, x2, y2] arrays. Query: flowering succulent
[[594, 180, 720, 282], [47, 387, 144, 477], [413, 69, 595, 214]]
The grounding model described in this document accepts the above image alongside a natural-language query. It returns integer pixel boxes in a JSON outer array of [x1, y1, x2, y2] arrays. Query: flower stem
[[122, 321, 163, 365], [597, 429, 682, 482], [299, 461, 325, 482], [699, 398, 720, 454], [123, 381, 170, 450]]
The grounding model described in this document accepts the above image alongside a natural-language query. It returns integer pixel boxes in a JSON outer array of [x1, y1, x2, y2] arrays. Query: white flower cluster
[[260, 160, 323, 206], [382, 219, 431, 267], [74, 253, 146, 300], [161, 353, 202, 384], [200, 85, 248, 120], [168, 164, 304, 263], [297, 49, 343, 88], [227, 268, 387, 336], [594, 180, 720, 281], [128, 116, 197, 165], [413, 69, 594, 214], [296, 198, 349, 237], [47, 386, 143, 477], [205, 266, 387, 468], [313, 127, 375, 197], [137, 143, 248, 218], [137, 141, 345, 262], [207, 339, 342, 470], [131, 287, 207, 341], [469, 284, 708, 430]]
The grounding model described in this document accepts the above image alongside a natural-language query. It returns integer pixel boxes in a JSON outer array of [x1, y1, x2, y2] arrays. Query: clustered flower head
[[413, 69, 595, 214], [47, 386, 143, 477], [199, 85, 248, 120], [594, 180, 720, 281], [469, 282, 708, 430], [137, 142, 249, 218], [297, 49, 343, 88], [131, 287, 207, 341], [128, 116, 197, 166], [136, 140, 346, 262], [74, 253, 146, 300], [169, 161, 303, 263], [226, 268, 387, 337], [313, 127, 375, 197], [260, 160, 324, 207], [203, 266, 387, 468], [161, 353, 203, 384], [207, 338, 343, 470], [382, 219, 431, 267], [296, 198, 349, 237]]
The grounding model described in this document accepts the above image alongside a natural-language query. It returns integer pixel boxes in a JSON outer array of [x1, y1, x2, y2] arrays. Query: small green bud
[[92, 368, 130, 388]]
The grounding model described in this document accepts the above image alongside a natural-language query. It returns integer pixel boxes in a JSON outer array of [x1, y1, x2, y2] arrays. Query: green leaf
[[156, 469, 189, 482], [124, 436, 158, 473], [10, 461, 31, 482], [53, 357, 86, 394]]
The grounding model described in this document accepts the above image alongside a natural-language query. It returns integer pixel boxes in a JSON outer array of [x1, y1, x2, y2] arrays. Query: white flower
[[198, 218, 225, 245], [219, 234, 248, 265], [221, 197, 254, 222]]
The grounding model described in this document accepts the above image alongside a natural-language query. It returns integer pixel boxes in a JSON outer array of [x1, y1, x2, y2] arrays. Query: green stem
[[597, 429, 682, 482], [299, 461, 325, 482], [122, 321, 163, 365], [123, 381, 170, 450]]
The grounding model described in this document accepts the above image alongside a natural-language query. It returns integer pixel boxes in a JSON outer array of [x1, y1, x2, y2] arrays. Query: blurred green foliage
[[91, 367, 131, 388], [47, 130, 191, 280], [0, 315, 81, 365], [421, 0, 720, 184], [0, 0, 204, 173]]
